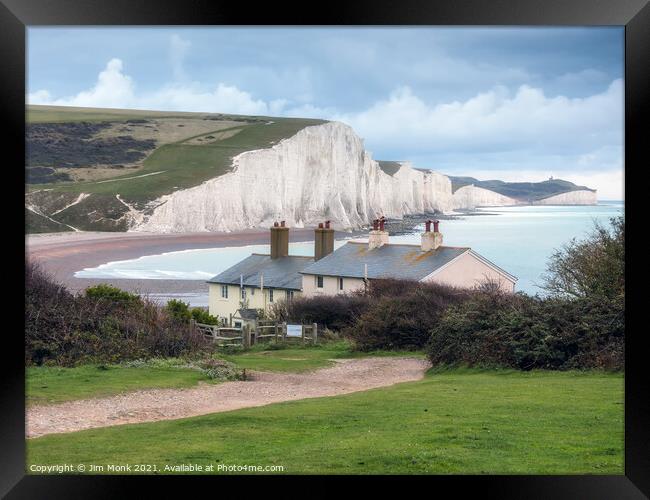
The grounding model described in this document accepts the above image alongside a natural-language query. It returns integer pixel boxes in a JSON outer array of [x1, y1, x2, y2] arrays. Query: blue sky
[[27, 27, 624, 199]]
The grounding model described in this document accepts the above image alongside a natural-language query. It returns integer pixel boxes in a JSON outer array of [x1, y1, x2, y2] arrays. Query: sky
[[27, 27, 624, 199]]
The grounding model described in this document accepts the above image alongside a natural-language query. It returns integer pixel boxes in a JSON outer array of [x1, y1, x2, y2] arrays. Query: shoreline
[[27, 228, 338, 298]]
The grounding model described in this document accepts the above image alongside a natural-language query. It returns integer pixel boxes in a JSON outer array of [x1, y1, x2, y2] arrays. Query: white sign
[[286, 324, 303, 338]]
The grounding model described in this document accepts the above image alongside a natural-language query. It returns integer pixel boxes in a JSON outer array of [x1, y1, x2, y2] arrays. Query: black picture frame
[[3, 0, 648, 497]]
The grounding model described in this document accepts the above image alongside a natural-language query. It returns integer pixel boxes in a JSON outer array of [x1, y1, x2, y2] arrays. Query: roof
[[300, 242, 470, 281], [207, 254, 313, 290], [235, 308, 260, 320]]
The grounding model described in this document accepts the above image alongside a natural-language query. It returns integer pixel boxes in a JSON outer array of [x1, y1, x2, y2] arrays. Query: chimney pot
[[325, 220, 331, 229], [425, 220, 431, 232], [372, 219, 379, 230], [273, 221, 279, 227], [433, 220, 440, 233], [379, 217, 385, 231], [280, 220, 285, 227], [318, 222, 323, 229]]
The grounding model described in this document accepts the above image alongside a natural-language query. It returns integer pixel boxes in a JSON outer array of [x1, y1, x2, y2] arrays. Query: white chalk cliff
[[133, 122, 457, 232], [131, 122, 595, 233], [533, 190, 598, 205], [451, 185, 519, 210]]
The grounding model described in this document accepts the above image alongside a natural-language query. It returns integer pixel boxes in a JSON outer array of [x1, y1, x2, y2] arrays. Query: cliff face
[[533, 190, 598, 205], [133, 122, 456, 232], [451, 185, 520, 210]]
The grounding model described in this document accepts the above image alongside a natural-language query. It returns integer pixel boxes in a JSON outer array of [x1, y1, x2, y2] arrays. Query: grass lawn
[[26, 364, 214, 406], [26, 369, 623, 474], [26, 341, 421, 404], [220, 340, 425, 373]]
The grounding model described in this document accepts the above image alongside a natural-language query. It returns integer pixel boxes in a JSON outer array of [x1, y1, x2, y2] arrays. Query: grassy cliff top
[[448, 176, 596, 201]]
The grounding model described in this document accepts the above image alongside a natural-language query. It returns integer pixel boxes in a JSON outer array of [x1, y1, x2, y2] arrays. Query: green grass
[[221, 340, 424, 373], [27, 364, 213, 405], [27, 104, 222, 123], [30, 106, 327, 201], [26, 369, 623, 474], [26, 342, 421, 403]]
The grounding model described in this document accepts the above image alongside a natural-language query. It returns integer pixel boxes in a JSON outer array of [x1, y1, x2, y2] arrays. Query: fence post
[[282, 322, 287, 342], [302, 324, 305, 345], [312, 322, 318, 344], [189, 318, 195, 335], [243, 324, 250, 348], [275, 323, 279, 343]]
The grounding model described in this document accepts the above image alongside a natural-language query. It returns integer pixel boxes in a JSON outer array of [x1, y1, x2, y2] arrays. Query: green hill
[[448, 176, 595, 202], [26, 105, 326, 232]]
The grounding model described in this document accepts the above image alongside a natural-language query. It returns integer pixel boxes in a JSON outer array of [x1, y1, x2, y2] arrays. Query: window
[[339, 277, 344, 290], [241, 288, 246, 300], [286, 290, 294, 301], [250, 287, 255, 296], [269, 289, 274, 302], [234, 321, 242, 328], [316, 275, 324, 288], [221, 285, 228, 299]]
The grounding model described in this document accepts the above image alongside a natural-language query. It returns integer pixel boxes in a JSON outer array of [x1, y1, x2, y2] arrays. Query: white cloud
[[27, 57, 623, 199], [331, 79, 623, 155], [170, 34, 191, 81], [29, 58, 274, 115], [29, 58, 136, 108]]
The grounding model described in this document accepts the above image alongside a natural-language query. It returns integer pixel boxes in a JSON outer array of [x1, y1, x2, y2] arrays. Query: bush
[[346, 281, 472, 351], [165, 299, 192, 322], [191, 308, 219, 325], [85, 284, 142, 305], [270, 292, 369, 332], [25, 261, 212, 366], [426, 290, 623, 370]]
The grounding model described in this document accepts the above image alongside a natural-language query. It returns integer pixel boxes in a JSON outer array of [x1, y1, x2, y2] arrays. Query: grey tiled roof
[[207, 254, 313, 290], [300, 242, 469, 281]]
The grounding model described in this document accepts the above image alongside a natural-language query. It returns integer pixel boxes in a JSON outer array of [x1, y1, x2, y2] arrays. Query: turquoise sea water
[[76, 202, 623, 300]]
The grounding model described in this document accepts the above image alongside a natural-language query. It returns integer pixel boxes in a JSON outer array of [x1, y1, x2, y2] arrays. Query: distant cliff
[[133, 122, 455, 232], [25, 106, 598, 233], [449, 176, 597, 203], [533, 190, 598, 205]]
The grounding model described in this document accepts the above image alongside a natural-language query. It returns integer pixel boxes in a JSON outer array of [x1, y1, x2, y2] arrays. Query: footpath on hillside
[[27, 357, 430, 438]]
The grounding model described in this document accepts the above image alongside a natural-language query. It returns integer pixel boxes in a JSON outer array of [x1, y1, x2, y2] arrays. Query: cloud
[[30, 58, 136, 108], [28, 56, 623, 198], [331, 79, 623, 157], [170, 34, 191, 81], [29, 58, 274, 115]]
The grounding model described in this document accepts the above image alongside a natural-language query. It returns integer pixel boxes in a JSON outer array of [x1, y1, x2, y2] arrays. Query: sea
[[75, 201, 624, 305]]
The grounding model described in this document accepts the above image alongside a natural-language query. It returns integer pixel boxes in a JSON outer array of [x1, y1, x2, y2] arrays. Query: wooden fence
[[192, 320, 318, 348]]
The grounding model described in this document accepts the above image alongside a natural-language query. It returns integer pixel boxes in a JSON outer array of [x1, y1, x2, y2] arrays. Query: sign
[[286, 324, 303, 338]]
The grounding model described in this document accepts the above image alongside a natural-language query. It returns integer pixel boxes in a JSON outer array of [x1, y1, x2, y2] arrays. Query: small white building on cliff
[[207, 219, 517, 322]]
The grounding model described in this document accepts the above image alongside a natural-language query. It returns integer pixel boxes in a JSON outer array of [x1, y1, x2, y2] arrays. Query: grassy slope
[[448, 176, 596, 200], [27, 364, 213, 405], [27, 105, 326, 202], [26, 368, 623, 474], [221, 341, 424, 373], [26, 342, 422, 403], [27, 105, 220, 123]]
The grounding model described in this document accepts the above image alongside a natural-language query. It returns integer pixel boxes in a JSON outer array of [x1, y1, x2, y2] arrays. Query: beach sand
[[26, 229, 333, 298]]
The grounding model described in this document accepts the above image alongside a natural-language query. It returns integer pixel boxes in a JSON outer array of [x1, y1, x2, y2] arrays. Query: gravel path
[[27, 357, 430, 438]]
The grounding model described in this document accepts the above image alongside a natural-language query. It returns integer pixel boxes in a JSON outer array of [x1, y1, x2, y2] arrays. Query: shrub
[[85, 284, 142, 305], [25, 261, 212, 366], [346, 281, 472, 351], [270, 292, 369, 332], [426, 290, 624, 370], [165, 299, 192, 322], [191, 307, 219, 325]]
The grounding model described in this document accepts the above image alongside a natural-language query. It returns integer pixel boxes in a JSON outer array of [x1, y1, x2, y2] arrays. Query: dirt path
[[27, 357, 430, 438]]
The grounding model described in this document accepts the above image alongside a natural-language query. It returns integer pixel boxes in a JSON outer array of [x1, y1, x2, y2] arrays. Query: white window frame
[[316, 275, 324, 288], [221, 285, 228, 299], [339, 277, 344, 290], [269, 288, 274, 302]]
